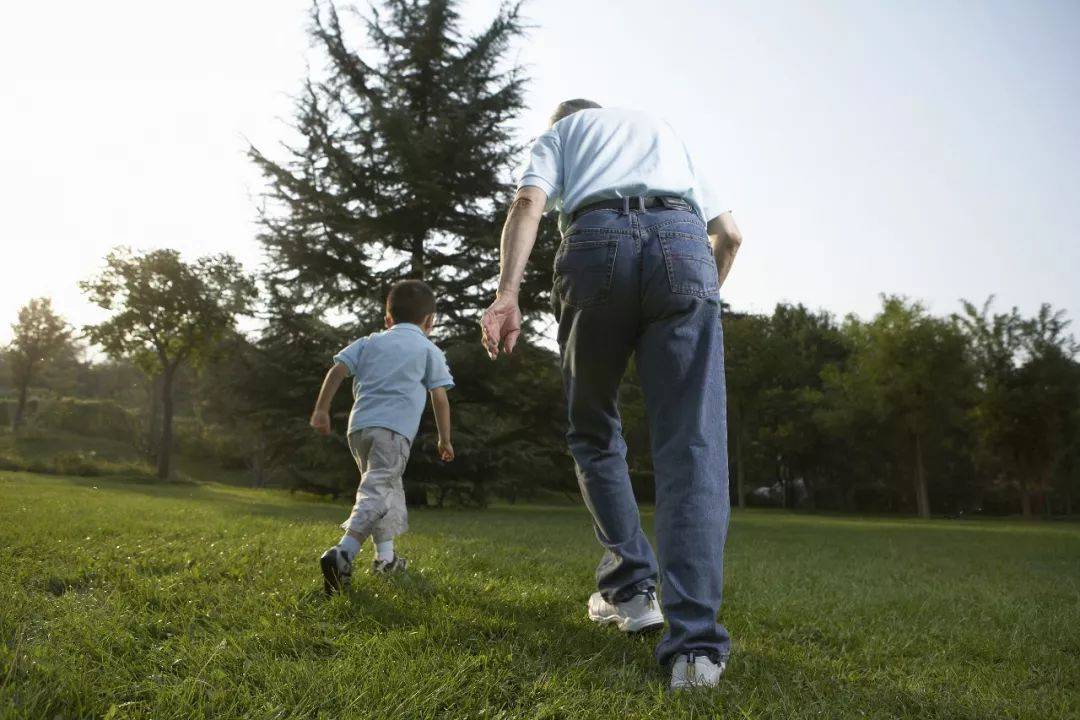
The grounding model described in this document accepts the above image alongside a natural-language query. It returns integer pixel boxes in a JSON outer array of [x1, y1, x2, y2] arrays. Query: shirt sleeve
[[423, 344, 454, 391], [682, 137, 724, 222], [332, 338, 366, 376], [516, 128, 562, 213]]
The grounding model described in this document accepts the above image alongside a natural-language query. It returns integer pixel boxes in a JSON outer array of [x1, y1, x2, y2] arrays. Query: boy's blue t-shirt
[[332, 323, 454, 442]]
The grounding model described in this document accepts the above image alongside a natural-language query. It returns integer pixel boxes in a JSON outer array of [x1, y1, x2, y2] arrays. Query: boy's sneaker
[[320, 546, 353, 595], [670, 652, 726, 690], [587, 589, 664, 633], [371, 553, 408, 574]]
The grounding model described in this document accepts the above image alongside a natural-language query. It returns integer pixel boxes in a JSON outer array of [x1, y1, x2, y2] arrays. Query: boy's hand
[[310, 409, 331, 435], [437, 438, 454, 462]]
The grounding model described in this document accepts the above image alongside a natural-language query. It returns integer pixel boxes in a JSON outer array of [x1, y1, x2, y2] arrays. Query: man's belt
[[569, 195, 695, 223]]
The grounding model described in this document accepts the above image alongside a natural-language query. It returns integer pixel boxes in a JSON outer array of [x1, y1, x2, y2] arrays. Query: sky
[[2, 0, 1079, 344]]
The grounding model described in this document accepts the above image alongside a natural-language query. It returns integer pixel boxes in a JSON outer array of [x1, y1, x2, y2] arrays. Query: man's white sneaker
[[587, 589, 664, 633], [670, 653, 726, 690]]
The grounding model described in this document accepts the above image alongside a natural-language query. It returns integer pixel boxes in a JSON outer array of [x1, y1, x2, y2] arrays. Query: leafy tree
[[722, 305, 846, 508], [249, 0, 553, 336], [958, 298, 1079, 518], [723, 311, 776, 507], [828, 297, 973, 517], [80, 248, 255, 480], [199, 312, 357, 490], [757, 305, 847, 508], [6, 298, 75, 428]]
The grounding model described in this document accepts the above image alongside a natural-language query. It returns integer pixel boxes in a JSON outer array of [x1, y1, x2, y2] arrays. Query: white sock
[[338, 533, 361, 558], [375, 540, 394, 562]]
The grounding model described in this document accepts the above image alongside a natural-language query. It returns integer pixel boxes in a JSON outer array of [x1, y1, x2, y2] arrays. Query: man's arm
[[429, 387, 454, 461], [310, 362, 349, 435], [479, 185, 548, 359], [707, 211, 743, 287]]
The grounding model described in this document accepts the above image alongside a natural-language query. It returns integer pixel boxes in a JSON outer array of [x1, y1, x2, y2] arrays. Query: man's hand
[[480, 292, 523, 359], [707, 211, 743, 288], [310, 409, 331, 435], [481, 186, 546, 360], [437, 438, 455, 462]]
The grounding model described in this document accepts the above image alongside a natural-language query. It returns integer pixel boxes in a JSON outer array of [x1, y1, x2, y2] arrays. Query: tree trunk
[[735, 426, 746, 509], [913, 430, 930, 519], [845, 483, 857, 512], [406, 481, 428, 508], [12, 378, 30, 429], [157, 366, 176, 481], [410, 235, 425, 280], [1020, 486, 1033, 519], [147, 374, 161, 461], [251, 433, 266, 488]]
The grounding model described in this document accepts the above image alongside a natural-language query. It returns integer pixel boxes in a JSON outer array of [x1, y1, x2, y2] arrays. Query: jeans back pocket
[[553, 235, 619, 308], [659, 230, 720, 299]]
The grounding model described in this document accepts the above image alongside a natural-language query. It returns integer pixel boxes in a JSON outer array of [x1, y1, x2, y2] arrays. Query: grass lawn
[[2, 473, 1078, 719]]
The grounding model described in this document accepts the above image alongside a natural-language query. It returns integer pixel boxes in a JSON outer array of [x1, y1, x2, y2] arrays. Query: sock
[[337, 533, 361, 559], [375, 539, 394, 562]]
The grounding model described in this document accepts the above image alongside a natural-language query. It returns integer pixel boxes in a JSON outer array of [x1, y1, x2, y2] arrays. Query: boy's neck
[[388, 321, 429, 336]]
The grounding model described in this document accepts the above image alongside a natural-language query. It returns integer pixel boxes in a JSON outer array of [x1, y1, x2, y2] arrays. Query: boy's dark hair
[[386, 279, 437, 325]]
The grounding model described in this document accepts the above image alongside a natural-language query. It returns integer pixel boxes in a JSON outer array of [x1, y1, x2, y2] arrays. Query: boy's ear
[[421, 313, 436, 332], [384, 312, 395, 329]]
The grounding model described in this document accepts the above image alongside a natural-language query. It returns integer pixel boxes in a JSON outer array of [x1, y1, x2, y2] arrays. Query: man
[[480, 99, 743, 690]]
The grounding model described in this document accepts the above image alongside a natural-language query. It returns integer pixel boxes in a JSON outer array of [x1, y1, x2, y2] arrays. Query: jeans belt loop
[[621, 196, 630, 216]]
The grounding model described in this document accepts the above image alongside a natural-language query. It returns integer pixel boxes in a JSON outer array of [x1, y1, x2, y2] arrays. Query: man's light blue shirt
[[516, 107, 724, 225], [332, 323, 454, 442]]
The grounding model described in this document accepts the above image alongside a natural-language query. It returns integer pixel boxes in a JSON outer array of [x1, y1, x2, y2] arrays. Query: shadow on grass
[[285, 571, 1009, 718]]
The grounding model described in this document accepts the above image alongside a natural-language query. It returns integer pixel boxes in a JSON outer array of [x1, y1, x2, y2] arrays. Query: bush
[[173, 419, 250, 470], [0, 398, 39, 428], [52, 451, 103, 477], [36, 398, 137, 443], [0, 449, 154, 480]]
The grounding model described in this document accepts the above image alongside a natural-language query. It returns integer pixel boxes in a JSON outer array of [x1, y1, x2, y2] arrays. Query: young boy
[[309, 279, 454, 594]]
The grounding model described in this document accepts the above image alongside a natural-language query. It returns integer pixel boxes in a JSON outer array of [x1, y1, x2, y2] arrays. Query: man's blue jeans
[[552, 198, 731, 665]]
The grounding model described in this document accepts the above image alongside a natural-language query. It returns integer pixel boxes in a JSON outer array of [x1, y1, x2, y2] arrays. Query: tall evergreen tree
[[250, 0, 552, 335]]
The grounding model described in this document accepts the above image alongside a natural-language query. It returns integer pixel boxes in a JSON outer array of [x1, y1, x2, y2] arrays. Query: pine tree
[[250, 0, 553, 335]]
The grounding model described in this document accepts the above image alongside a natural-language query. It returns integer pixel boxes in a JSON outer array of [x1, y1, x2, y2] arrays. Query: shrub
[[173, 419, 250, 470], [52, 451, 103, 477], [0, 449, 153, 481], [36, 398, 137, 443]]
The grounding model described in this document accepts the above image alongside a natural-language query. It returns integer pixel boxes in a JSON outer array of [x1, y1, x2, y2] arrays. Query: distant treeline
[[3, 292, 1077, 518]]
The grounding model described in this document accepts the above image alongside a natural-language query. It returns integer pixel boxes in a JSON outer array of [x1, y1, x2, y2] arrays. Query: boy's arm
[[429, 386, 454, 461], [310, 362, 349, 435]]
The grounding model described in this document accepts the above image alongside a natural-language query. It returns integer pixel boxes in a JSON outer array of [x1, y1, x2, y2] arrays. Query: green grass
[[2, 473, 1078, 719]]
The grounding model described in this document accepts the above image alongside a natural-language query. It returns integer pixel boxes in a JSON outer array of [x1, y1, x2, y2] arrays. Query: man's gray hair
[[550, 98, 602, 126]]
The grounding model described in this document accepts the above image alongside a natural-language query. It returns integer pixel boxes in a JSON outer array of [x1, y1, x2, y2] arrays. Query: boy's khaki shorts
[[341, 427, 410, 542]]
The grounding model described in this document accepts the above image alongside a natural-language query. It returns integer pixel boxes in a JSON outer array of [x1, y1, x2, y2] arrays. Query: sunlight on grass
[[2, 473, 1078, 719]]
